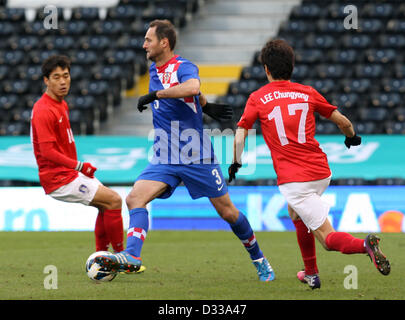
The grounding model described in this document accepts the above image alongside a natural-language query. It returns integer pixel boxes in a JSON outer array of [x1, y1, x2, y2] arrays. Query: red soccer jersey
[[237, 80, 337, 185], [31, 93, 78, 194]]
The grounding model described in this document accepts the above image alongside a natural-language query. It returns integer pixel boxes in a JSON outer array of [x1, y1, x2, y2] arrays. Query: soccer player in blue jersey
[[96, 19, 275, 282]]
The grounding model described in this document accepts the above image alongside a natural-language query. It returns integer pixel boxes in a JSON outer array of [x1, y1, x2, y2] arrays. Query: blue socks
[[230, 212, 263, 261], [126, 208, 149, 257]]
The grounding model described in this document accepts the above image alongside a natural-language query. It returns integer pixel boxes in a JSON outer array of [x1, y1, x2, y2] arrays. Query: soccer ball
[[85, 251, 117, 282]]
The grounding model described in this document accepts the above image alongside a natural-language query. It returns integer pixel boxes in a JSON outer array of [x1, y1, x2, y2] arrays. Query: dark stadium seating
[[0, 0, 200, 136], [216, 0, 405, 139]]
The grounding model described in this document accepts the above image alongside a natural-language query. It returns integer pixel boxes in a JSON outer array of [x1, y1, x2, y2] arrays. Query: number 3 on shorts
[[212, 168, 222, 186]]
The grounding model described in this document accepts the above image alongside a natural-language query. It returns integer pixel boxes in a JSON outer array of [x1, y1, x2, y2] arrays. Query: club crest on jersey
[[162, 72, 171, 84]]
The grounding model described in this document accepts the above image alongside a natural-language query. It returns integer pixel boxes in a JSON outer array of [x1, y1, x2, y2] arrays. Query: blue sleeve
[[178, 61, 200, 83]]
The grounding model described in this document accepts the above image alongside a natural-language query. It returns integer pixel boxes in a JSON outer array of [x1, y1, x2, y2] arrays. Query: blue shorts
[[136, 163, 228, 199]]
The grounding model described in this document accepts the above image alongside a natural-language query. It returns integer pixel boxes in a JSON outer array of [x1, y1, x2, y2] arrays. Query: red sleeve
[[237, 93, 259, 130], [310, 87, 337, 119], [39, 141, 78, 169], [32, 107, 57, 144]]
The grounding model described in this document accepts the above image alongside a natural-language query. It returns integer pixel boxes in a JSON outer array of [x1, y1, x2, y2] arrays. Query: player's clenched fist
[[137, 91, 158, 112], [344, 134, 361, 149], [75, 161, 97, 178], [228, 162, 242, 183]]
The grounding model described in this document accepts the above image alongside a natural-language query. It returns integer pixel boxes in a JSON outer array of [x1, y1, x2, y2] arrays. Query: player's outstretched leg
[[211, 193, 275, 282], [228, 211, 275, 282], [364, 234, 391, 275], [95, 208, 148, 274], [95, 251, 142, 274]]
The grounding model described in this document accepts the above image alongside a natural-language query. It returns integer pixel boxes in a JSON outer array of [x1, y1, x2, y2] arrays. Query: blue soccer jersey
[[148, 55, 215, 165]]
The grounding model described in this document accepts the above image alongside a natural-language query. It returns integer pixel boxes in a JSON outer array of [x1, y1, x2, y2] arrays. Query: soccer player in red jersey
[[229, 39, 390, 289], [30, 55, 124, 253]]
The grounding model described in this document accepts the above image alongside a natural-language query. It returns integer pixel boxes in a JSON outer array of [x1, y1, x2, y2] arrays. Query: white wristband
[[75, 161, 83, 171]]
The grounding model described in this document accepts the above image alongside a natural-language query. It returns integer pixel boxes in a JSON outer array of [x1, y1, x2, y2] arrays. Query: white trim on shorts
[[49, 172, 102, 206], [278, 175, 332, 231]]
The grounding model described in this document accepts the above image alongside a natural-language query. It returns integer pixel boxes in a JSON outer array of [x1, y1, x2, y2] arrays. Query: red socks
[[325, 232, 366, 254], [94, 209, 124, 253], [293, 219, 318, 275], [95, 211, 109, 251]]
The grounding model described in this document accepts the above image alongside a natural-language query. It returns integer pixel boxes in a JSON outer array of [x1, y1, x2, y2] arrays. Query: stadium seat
[[316, 121, 340, 134], [340, 34, 372, 49], [357, 19, 385, 33], [378, 34, 405, 48], [241, 65, 266, 81], [386, 19, 405, 33], [58, 20, 89, 36], [365, 49, 398, 64], [341, 79, 372, 93], [278, 20, 315, 34], [78, 35, 111, 51], [358, 107, 389, 122], [302, 79, 336, 95], [315, 64, 346, 79], [370, 93, 401, 108], [0, 64, 10, 81], [362, 3, 394, 19], [290, 3, 324, 20], [107, 4, 141, 20], [384, 121, 405, 134], [2, 80, 30, 95], [291, 64, 313, 80], [71, 7, 100, 21], [393, 107, 405, 122], [0, 50, 25, 65], [354, 64, 384, 78], [17, 64, 42, 81], [43, 35, 76, 51], [294, 49, 324, 64], [328, 49, 360, 64], [91, 20, 125, 35], [228, 80, 261, 96], [316, 19, 346, 34], [352, 121, 381, 134], [0, 7, 25, 22], [116, 35, 144, 51], [382, 78, 405, 93], [329, 92, 361, 108], [215, 94, 247, 109], [374, 178, 405, 186], [304, 34, 335, 49]]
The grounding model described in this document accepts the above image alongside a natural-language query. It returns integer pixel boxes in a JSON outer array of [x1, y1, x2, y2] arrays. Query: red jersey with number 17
[[237, 80, 337, 185], [31, 93, 78, 194]]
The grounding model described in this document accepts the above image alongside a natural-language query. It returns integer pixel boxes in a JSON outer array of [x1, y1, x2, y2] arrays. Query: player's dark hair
[[42, 55, 71, 78], [149, 19, 177, 50], [260, 39, 294, 80]]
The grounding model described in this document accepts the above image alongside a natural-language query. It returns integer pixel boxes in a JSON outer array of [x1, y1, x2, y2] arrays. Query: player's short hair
[[260, 39, 294, 80], [149, 19, 177, 50], [42, 55, 71, 78]]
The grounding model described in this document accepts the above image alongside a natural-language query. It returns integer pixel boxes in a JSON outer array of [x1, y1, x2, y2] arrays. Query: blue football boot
[[95, 251, 142, 274], [253, 257, 275, 282]]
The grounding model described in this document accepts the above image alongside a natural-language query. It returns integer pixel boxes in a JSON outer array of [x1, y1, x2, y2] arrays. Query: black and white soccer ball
[[86, 251, 117, 282]]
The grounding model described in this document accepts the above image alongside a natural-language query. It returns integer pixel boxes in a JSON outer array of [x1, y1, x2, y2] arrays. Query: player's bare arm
[[328, 109, 355, 137], [228, 127, 248, 182], [328, 109, 362, 148]]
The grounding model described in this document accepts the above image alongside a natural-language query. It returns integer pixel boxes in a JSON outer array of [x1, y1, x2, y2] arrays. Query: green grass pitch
[[0, 231, 403, 300]]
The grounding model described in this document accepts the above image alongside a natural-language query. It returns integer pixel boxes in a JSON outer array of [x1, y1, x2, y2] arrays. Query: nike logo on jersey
[[217, 184, 224, 191]]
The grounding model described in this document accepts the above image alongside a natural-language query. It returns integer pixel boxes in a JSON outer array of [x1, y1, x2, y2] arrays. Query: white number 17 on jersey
[[267, 102, 309, 146]]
